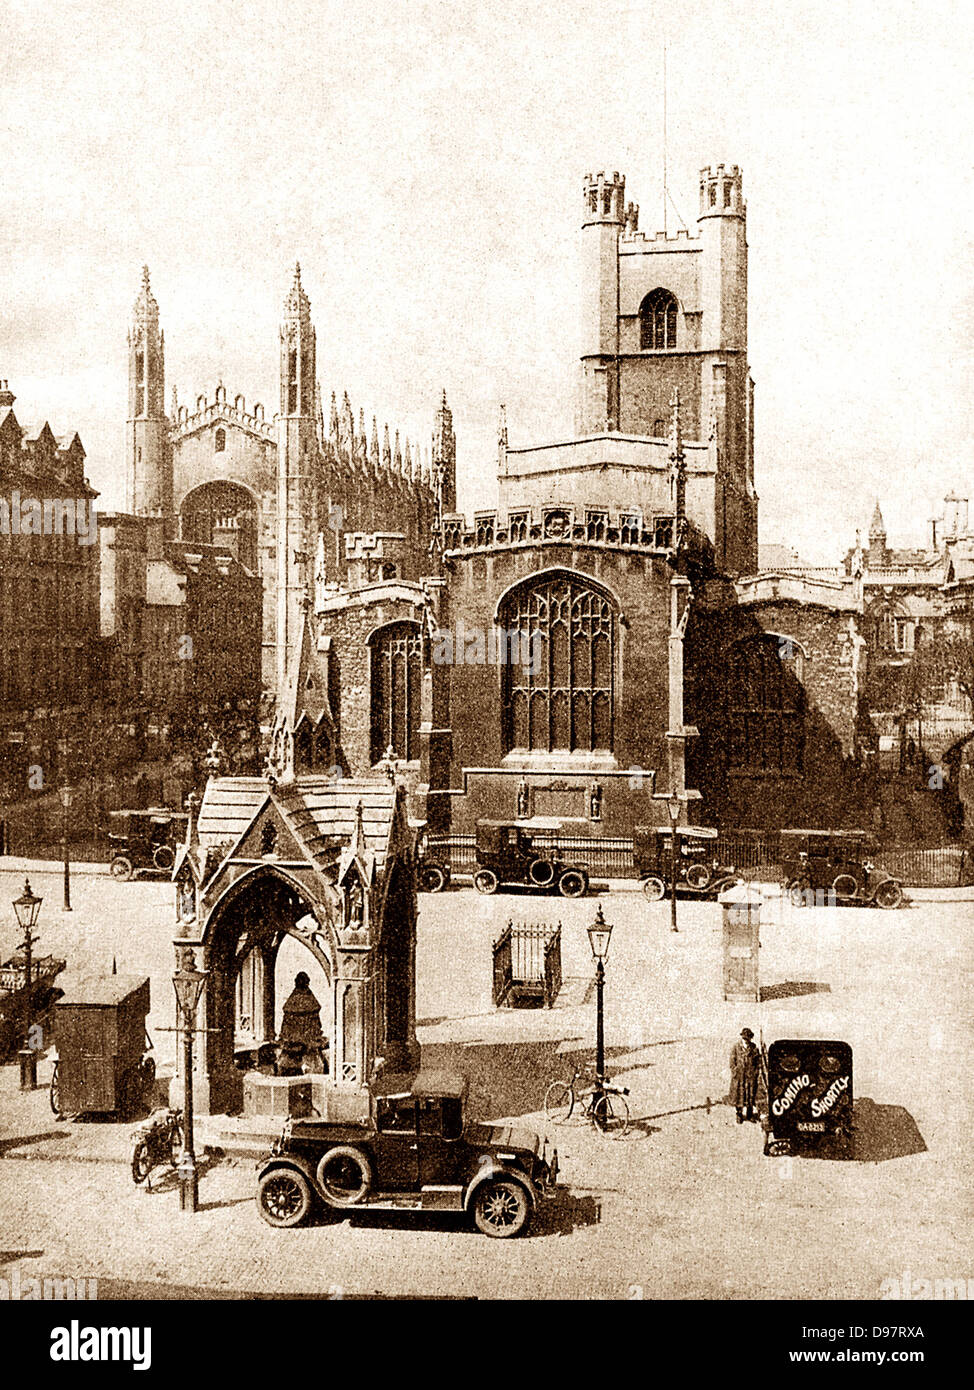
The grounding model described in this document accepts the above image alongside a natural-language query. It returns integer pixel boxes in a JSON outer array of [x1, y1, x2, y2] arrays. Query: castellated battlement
[[439, 503, 691, 557], [621, 226, 699, 249], [171, 383, 275, 440], [582, 169, 626, 225], [698, 163, 745, 217]]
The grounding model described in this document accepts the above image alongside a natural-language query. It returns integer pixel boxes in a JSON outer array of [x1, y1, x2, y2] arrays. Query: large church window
[[727, 635, 805, 775], [640, 289, 678, 349], [180, 480, 259, 574], [370, 621, 422, 764], [500, 573, 615, 754]]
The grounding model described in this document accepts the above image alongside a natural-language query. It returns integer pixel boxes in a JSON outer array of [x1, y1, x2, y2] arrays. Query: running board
[[351, 1186, 464, 1213]]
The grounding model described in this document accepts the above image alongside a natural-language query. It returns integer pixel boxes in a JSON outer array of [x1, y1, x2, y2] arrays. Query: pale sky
[[1, 0, 972, 563]]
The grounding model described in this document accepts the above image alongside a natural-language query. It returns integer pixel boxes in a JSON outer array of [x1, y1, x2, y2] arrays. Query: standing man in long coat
[[730, 1027, 761, 1123]]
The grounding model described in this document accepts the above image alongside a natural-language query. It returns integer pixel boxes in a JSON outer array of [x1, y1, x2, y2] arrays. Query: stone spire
[[393, 429, 402, 475], [133, 264, 159, 324], [282, 261, 310, 320], [329, 391, 340, 440], [382, 424, 392, 471], [869, 499, 886, 540], [370, 416, 380, 472]]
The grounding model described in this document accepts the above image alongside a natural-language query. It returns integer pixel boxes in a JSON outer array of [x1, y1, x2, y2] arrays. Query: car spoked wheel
[[873, 879, 903, 910], [685, 863, 712, 891], [592, 1092, 630, 1138], [558, 869, 587, 898], [110, 856, 134, 882], [420, 864, 447, 893], [131, 1142, 152, 1186], [473, 869, 499, 895], [641, 876, 666, 902], [472, 1178, 530, 1238], [257, 1169, 313, 1228], [543, 1080, 574, 1125]]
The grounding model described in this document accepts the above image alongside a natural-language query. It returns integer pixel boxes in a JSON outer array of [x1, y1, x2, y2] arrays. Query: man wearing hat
[[730, 1027, 761, 1123]]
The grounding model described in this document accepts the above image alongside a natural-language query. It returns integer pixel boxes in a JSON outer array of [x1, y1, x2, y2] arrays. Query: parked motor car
[[415, 831, 451, 894], [472, 820, 588, 898], [634, 824, 737, 901], [780, 829, 904, 909], [763, 1038, 855, 1159], [255, 1068, 559, 1237], [107, 809, 189, 882]]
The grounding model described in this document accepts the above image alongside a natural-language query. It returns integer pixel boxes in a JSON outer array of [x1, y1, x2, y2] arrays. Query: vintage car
[[414, 831, 452, 894], [472, 820, 589, 898], [763, 1038, 855, 1159], [780, 829, 904, 909], [107, 809, 189, 882], [255, 1069, 558, 1237], [634, 824, 737, 901]]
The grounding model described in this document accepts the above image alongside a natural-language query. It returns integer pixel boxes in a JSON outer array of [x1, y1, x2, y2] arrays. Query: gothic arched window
[[727, 635, 805, 775], [500, 573, 615, 754], [369, 621, 422, 764], [639, 289, 678, 350]]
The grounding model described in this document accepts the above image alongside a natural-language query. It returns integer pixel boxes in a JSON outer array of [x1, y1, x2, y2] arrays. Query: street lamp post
[[666, 790, 682, 933], [60, 785, 74, 913], [13, 878, 44, 1091], [172, 952, 208, 1214], [586, 905, 614, 1084]]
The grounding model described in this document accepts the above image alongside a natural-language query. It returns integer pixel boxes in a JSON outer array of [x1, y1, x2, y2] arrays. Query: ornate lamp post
[[172, 951, 208, 1213], [13, 878, 43, 1091], [586, 905, 613, 1083], [666, 790, 682, 933], [60, 785, 74, 912]]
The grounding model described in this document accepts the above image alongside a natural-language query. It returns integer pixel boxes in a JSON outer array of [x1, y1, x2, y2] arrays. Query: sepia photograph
[[0, 0, 970, 1363]]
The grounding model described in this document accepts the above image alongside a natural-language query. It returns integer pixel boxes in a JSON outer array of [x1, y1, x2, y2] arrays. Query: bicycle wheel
[[592, 1091, 630, 1138], [543, 1080, 575, 1125]]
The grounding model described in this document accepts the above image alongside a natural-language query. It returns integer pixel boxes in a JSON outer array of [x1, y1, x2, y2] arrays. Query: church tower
[[431, 389, 456, 515], [276, 263, 318, 693], [127, 266, 172, 520], [577, 171, 626, 434]]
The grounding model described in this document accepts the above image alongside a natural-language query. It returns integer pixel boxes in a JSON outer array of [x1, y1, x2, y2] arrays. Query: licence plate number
[[797, 1121, 826, 1133]]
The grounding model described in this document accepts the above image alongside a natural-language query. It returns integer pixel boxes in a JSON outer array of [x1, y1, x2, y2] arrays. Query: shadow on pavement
[[852, 1098, 927, 1162], [0, 1130, 63, 1158], [0, 1249, 45, 1266], [760, 980, 832, 1001]]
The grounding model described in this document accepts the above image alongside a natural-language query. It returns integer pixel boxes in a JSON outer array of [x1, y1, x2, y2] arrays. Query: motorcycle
[[130, 1106, 184, 1188]]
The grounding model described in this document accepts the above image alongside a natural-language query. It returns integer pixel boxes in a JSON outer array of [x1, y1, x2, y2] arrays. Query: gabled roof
[[196, 775, 401, 873]]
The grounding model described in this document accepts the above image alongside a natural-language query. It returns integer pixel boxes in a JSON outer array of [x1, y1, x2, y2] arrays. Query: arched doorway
[[200, 865, 337, 1114], [180, 480, 260, 573]]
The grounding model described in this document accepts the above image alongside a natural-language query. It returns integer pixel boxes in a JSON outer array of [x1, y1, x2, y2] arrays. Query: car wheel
[[257, 1168, 314, 1228], [473, 869, 499, 895], [420, 864, 447, 893], [49, 1063, 61, 1117], [641, 876, 666, 902], [832, 873, 858, 900], [472, 1177, 530, 1238], [786, 879, 808, 907], [685, 863, 712, 891], [528, 858, 556, 887], [558, 869, 587, 898], [110, 856, 135, 882], [153, 844, 175, 871], [873, 880, 903, 910], [316, 1146, 372, 1207], [543, 1080, 574, 1125]]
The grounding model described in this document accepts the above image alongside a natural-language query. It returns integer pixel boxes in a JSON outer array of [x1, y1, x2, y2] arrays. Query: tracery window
[[500, 573, 615, 754], [640, 289, 678, 349], [727, 635, 805, 775], [370, 621, 422, 764]]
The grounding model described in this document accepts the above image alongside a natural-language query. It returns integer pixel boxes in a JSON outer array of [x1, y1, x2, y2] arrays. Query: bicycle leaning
[[543, 1065, 630, 1137]]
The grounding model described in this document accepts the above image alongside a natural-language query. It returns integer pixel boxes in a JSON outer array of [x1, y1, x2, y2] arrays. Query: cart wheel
[[474, 869, 499, 895], [110, 856, 135, 882], [472, 1177, 530, 1238], [593, 1091, 630, 1138], [873, 879, 903, 910], [140, 1056, 157, 1110], [49, 1062, 61, 1116], [419, 864, 447, 893], [543, 1080, 574, 1125], [152, 843, 175, 871], [131, 1140, 152, 1186], [641, 876, 666, 902], [557, 868, 587, 898], [685, 863, 712, 891], [832, 872, 858, 900]]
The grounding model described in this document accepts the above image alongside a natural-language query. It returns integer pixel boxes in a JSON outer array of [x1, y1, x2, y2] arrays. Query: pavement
[[0, 863, 971, 1299]]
